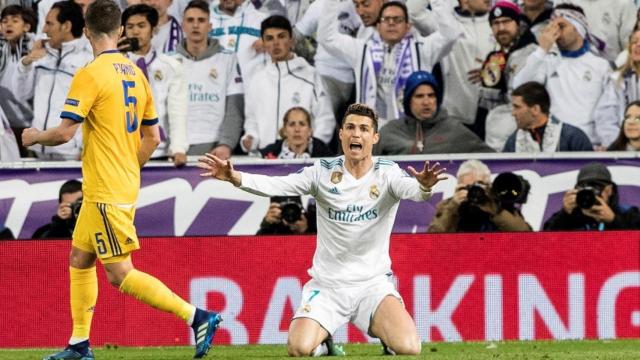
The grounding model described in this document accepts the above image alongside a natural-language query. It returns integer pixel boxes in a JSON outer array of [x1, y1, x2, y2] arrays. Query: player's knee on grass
[[389, 337, 421, 355], [286, 336, 318, 357]]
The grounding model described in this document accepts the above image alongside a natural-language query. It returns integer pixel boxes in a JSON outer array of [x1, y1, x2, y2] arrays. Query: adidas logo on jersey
[[329, 187, 340, 195], [124, 238, 134, 245]]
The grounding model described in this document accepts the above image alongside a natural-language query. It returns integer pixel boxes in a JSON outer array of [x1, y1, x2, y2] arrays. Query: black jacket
[[543, 204, 640, 231], [32, 216, 76, 239]]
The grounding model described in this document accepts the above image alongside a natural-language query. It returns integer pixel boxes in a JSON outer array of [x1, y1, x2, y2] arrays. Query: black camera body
[[118, 37, 140, 52], [575, 186, 601, 209], [465, 183, 489, 205], [271, 196, 304, 223], [70, 198, 83, 220]]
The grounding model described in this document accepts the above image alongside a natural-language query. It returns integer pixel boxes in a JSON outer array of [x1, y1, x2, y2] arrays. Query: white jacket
[[554, 0, 636, 62], [13, 38, 93, 158], [241, 55, 335, 150], [512, 46, 613, 146], [592, 70, 636, 147], [318, 0, 462, 122], [128, 50, 188, 157], [209, 2, 267, 82], [441, 9, 495, 125]]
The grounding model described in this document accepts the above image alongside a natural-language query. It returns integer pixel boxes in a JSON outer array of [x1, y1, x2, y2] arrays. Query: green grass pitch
[[1, 340, 639, 359]]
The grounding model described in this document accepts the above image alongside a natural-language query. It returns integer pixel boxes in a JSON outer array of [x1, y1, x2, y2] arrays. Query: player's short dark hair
[[85, 0, 121, 37], [184, 0, 210, 16], [122, 4, 158, 28], [342, 103, 379, 132], [50, 1, 85, 38], [0, 5, 37, 33], [378, 1, 408, 24], [58, 179, 82, 203], [512, 81, 550, 115], [261, 15, 292, 38]]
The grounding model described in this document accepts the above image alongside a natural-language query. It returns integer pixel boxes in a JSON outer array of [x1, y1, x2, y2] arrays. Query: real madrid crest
[[331, 171, 343, 184], [369, 185, 380, 199], [292, 91, 301, 104], [298, 304, 311, 313], [493, 7, 502, 17], [481, 52, 506, 87], [153, 70, 163, 81], [228, 38, 236, 48], [583, 70, 592, 82], [210, 67, 218, 80]]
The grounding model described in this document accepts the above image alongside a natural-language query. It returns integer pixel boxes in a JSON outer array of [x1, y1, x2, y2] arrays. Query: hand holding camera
[[57, 198, 82, 221], [118, 36, 140, 53], [264, 202, 283, 224]]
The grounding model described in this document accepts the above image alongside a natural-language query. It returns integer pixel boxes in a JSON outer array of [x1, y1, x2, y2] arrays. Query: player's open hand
[[197, 153, 241, 186], [407, 160, 447, 190]]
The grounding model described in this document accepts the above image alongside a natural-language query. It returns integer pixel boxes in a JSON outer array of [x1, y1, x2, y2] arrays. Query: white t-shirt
[[239, 156, 433, 286]]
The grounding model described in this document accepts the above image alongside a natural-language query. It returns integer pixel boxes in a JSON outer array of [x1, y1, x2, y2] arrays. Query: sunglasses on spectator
[[624, 115, 640, 123], [379, 16, 406, 24]]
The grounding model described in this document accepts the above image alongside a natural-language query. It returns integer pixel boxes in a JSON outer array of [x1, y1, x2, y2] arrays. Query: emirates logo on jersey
[[369, 185, 380, 199], [331, 171, 343, 184]]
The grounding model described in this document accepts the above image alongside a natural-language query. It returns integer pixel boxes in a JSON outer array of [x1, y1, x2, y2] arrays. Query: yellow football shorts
[[72, 201, 140, 264]]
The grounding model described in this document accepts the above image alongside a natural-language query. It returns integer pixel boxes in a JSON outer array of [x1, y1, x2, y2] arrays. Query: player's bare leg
[[369, 295, 421, 355], [287, 318, 330, 356]]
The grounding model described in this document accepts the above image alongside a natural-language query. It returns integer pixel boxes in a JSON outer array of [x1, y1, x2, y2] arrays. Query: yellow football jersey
[[61, 50, 158, 204]]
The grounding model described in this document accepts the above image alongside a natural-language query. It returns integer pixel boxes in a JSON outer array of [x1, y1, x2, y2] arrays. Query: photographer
[[32, 179, 82, 239], [544, 162, 640, 231], [257, 196, 317, 235], [428, 160, 532, 233]]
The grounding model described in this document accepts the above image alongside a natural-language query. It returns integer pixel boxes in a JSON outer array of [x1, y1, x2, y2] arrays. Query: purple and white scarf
[[362, 32, 415, 117]]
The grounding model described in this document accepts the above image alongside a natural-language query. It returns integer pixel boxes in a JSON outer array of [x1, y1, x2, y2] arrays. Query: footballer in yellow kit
[[60, 49, 157, 263], [23, 2, 221, 359]]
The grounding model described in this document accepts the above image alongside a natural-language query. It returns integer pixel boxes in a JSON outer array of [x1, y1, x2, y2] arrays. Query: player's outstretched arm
[[197, 153, 242, 187], [138, 124, 161, 167], [22, 119, 80, 147], [407, 161, 447, 191]]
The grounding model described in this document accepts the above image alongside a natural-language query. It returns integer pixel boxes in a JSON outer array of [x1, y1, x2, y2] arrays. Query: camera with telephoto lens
[[491, 172, 530, 205], [271, 196, 304, 223], [575, 185, 603, 209], [69, 197, 82, 220]]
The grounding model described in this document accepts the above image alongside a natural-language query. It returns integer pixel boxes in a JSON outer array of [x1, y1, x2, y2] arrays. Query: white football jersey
[[240, 156, 433, 286]]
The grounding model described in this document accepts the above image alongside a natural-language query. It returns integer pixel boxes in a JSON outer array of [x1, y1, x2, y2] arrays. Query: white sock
[[68, 337, 89, 346], [312, 343, 328, 357], [186, 305, 196, 326]]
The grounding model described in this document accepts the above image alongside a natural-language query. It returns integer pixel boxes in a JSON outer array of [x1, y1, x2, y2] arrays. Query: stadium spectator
[[293, 0, 363, 126], [259, 107, 333, 159], [209, 0, 267, 82], [121, 4, 188, 166], [257, 196, 317, 234], [554, 0, 636, 63], [22, 1, 221, 358], [237, 15, 335, 153], [0, 5, 35, 155], [142, 0, 182, 52], [428, 159, 532, 233], [594, 28, 640, 142], [607, 100, 640, 151], [521, 0, 552, 39], [471, 1, 537, 140], [544, 162, 640, 230], [512, 3, 613, 149], [438, 0, 494, 126], [198, 103, 447, 357], [503, 81, 593, 152], [253, 0, 311, 25], [0, 106, 20, 161], [173, 0, 244, 156], [375, 71, 494, 155], [32, 179, 82, 239], [13, 0, 91, 160], [318, 0, 462, 127]]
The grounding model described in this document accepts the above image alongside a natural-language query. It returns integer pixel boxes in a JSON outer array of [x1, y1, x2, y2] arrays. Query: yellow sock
[[70, 266, 98, 340], [119, 269, 194, 323]]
